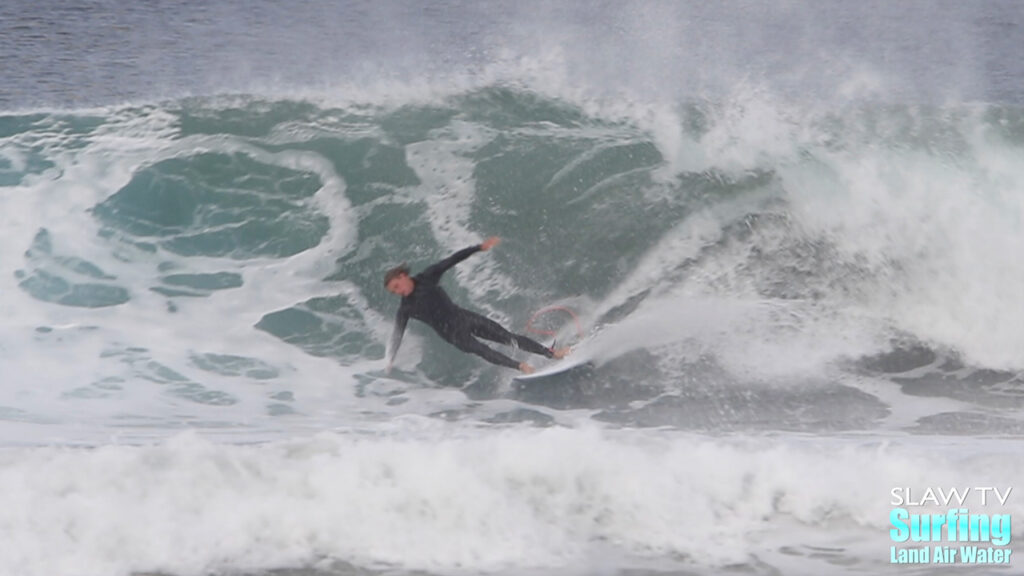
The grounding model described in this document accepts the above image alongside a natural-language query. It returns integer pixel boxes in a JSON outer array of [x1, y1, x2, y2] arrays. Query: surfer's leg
[[449, 332, 521, 370], [465, 312, 554, 358], [511, 333, 556, 357]]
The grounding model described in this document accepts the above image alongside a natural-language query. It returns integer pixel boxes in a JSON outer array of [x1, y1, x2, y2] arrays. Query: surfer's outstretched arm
[[386, 308, 409, 373], [417, 237, 500, 284]]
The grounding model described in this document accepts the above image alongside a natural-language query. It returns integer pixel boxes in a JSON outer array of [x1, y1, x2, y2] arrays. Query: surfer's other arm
[[385, 307, 408, 374], [417, 237, 500, 284]]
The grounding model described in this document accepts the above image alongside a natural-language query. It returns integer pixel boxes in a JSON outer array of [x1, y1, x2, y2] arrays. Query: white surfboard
[[513, 333, 598, 381], [513, 356, 592, 381]]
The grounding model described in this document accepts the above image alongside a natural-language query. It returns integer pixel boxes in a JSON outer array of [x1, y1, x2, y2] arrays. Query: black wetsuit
[[388, 245, 554, 369]]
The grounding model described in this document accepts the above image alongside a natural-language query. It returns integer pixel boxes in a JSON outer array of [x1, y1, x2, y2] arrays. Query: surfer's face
[[386, 274, 414, 296]]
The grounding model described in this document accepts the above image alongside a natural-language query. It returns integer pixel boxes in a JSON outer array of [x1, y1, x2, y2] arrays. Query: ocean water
[[2, 1, 1024, 575]]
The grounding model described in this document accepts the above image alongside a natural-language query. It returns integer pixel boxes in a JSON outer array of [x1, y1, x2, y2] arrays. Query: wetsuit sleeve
[[387, 306, 409, 367], [417, 245, 482, 285]]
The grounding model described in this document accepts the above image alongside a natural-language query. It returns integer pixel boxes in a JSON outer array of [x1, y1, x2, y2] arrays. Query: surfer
[[384, 237, 569, 374]]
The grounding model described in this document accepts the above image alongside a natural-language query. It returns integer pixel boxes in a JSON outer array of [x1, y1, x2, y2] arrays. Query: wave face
[[3, 2, 1024, 576], [4, 91, 1024, 434]]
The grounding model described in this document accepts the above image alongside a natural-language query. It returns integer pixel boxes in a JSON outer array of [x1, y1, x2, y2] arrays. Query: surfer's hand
[[519, 362, 535, 374], [481, 236, 500, 251]]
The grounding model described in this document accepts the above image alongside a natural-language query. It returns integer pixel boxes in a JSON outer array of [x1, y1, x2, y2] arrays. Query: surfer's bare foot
[[519, 362, 535, 374], [550, 347, 571, 360]]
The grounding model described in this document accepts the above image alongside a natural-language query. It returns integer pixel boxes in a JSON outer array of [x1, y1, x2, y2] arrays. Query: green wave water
[[4, 88, 1024, 432]]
